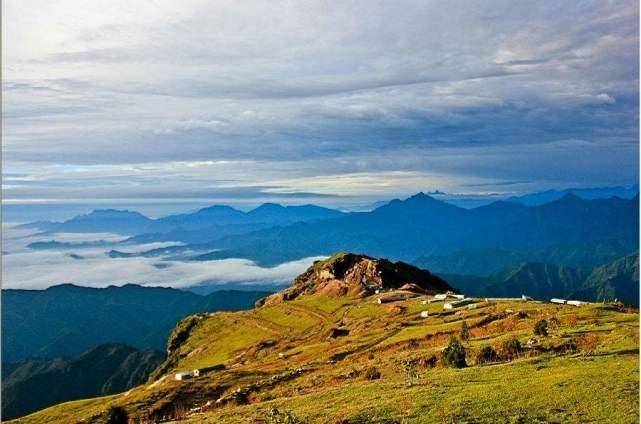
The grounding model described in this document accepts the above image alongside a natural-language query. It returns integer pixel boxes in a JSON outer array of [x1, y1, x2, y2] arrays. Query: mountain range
[[506, 185, 639, 206], [1, 284, 270, 363], [442, 253, 639, 305], [22, 203, 345, 237], [18, 191, 639, 298], [188, 193, 638, 266]]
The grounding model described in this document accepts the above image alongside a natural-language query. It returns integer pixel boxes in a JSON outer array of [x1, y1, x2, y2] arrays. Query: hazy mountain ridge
[[199, 193, 638, 266], [2, 343, 164, 420], [1, 284, 271, 363], [440, 253, 639, 305], [574, 253, 640, 304], [506, 185, 639, 206], [414, 242, 632, 276], [22, 203, 346, 237]]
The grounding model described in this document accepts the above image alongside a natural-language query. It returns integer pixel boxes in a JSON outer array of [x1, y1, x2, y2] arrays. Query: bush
[[103, 406, 128, 424], [407, 338, 420, 349], [266, 407, 303, 424], [500, 337, 522, 360], [418, 354, 438, 369], [460, 320, 470, 341], [399, 358, 419, 383], [553, 339, 578, 354], [533, 319, 548, 336], [516, 311, 529, 319], [441, 336, 466, 368], [475, 346, 499, 364], [548, 316, 561, 329], [232, 389, 249, 405], [364, 366, 381, 380]]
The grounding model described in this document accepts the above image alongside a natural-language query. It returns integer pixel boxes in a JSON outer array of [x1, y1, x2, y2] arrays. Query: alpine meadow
[[2, 1, 639, 423]]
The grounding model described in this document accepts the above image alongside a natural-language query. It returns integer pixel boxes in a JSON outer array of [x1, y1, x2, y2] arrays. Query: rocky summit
[[257, 253, 455, 306]]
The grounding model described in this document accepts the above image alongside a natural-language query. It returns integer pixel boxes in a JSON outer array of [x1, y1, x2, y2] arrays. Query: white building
[[444, 298, 475, 310], [175, 371, 195, 381], [430, 294, 448, 302], [484, 297, 523, 302]]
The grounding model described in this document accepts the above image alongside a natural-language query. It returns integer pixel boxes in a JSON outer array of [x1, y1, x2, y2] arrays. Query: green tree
[[441, 336, 467, 368], [460, 320, 470, 341], [500, 337, 522, 360], [533, 319, 549, 336], [475, 346, 499, 364]]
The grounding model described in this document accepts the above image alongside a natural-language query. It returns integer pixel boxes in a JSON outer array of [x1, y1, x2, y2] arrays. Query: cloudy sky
[[3, 0, 639, 212]]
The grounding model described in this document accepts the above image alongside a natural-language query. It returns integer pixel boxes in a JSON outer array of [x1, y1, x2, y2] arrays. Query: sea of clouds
[[2, 223, 323, 290]]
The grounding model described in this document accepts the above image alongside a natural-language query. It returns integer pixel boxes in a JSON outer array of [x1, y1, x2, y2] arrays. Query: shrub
[[399, 358, 419, 383], [548, 316, 561, 329], [441, 336, 467, 368], [475, 346, 499, 364], [232, 389, 249, 405], [418, 354, 438, 369], [553, 339, 578, 354], [460, 321, 470, 341], [265, 407, 303, 424], [103, 406, 128, 424], [407, 338, 420, 349], [364, 366, 381, 380], [533, 319, 548, 336], [500, 337, 522, 361]]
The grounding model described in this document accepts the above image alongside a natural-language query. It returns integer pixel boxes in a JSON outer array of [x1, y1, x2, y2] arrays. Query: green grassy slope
[[11, 293, 639, 424]]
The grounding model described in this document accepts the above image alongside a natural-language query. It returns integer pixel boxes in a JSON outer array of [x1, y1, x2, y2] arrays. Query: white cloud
[[2, 0, 638, 204], [1, 224, 323, 290]]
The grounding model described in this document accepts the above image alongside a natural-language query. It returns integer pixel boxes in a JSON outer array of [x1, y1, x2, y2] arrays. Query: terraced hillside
[[12, 289, 638, 423]]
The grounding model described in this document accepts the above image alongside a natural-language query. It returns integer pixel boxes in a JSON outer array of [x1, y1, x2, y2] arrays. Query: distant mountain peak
[[82, 209, 148, 218], [507, 185, 639, 206], [257, 253, 454, 306], [196, 204, 242, 214], [407, 192, 432, 201], [548, 192, 586, 207], [252, 202, 285, 211]]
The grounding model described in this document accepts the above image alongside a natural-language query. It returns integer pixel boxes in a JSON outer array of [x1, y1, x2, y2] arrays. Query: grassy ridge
[[11, 294, 639, 423]]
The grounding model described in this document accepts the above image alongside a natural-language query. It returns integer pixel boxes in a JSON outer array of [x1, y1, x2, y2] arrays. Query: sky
[[3, 0, 639, 213]]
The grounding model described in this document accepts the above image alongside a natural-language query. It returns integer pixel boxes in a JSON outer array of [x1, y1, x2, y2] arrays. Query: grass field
[[11, 293, 639, 423]]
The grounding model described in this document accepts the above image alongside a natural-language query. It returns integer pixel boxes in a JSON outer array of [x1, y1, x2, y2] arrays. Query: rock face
[[258, 253, 455, 306]]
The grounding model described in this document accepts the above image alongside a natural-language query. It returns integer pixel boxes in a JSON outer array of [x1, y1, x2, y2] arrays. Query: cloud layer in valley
[[3, 0, 638, 210], [2, 224, 323, 290]]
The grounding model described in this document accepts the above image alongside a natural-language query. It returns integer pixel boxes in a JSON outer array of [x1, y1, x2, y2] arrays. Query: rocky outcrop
[[257, 253, 455, 306]]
